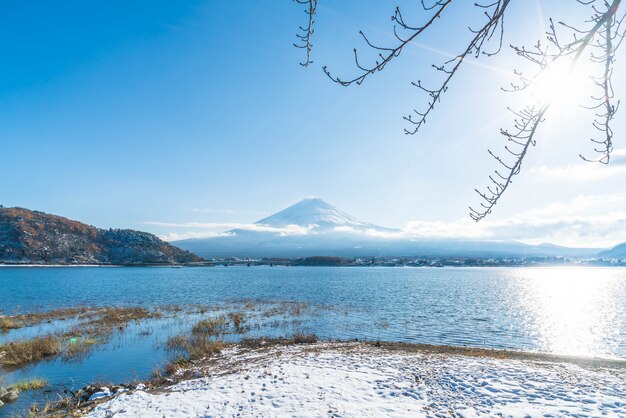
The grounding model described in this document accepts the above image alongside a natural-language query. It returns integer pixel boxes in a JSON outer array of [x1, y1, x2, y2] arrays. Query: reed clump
[[80, 306, 161, 336], [228, 312, 248, 333], [9, 377, 48, 391], [8, 306, 93, 328], [62, 336, 99, 360], [0, 335, 61, 368], [191, 316, 228, 337], [166, 333, 226, 359], [261, 301, 310, 317], [0, 316, 21, 332], [163, 315, 245, 374]]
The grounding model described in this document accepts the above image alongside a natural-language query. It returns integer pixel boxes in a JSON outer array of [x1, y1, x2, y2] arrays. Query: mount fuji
[[172, 198, 600, 259], [253, 197, 397, 234]]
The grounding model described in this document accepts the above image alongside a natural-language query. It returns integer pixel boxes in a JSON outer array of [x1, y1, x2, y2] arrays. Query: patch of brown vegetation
[[228, 312, 248, 333], [0, 306, 164, 369], [0, 316, 21, 332], [162, 314, 257, 376], [376, 341, 626, 368], [166, 332, 227, 359], [15, 306, 95, 326], [261, 301, 310, 318], [240, 333, 318, 349], [162, 357, 191, 377], [0, 305, 158, 333], [191, 316, 228, 337], [27, 395, 79, 418], [9, 377, 48, 391], [0, 306, 104, 335], [62, 336, 100, 361], [79, 306, 161, 336], [0, 335, 61, 369], [292, 333, 317, 344]]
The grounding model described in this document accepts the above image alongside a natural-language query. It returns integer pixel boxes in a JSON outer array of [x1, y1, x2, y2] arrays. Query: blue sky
[[1, 1, 625, 247]]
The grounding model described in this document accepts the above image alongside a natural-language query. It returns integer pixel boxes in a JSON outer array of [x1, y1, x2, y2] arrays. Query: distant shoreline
[[1, 263, 625, 268]]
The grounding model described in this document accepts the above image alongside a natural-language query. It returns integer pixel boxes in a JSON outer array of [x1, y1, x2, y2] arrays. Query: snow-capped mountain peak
[[255, 198, 391, 232]]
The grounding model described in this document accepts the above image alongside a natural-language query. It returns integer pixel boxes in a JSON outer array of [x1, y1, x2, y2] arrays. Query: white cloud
[[395, 194, 626, 248], [529, 149, 626, 181], [159, 231, 233, 241], [518, 194, 626, 220], [145, 221, 315, 241], [402, 220, 489, 240]]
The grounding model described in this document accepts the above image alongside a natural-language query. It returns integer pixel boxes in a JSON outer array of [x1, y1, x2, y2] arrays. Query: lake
[[1, 266, 626, 414]]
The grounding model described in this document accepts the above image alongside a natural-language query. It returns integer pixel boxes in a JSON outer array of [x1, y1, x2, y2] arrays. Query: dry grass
[[162, 357, 192, 376], [166, 333, 225, 359], [240, 333, 318, 349], [189, 313, 249, 338], [27, 396, 77, 418], [365, 341, 626, 368], [5, 306, 163, 334], [79, 306, 161, 336], [5, 306, 95, 329], [188, 339, 225, 358], [162, 315, 243, 375], [0, 335, 61, 369], [291, 333, 317, 344], [261, 301, 310, 318], [228, 312, 248, 333], [0, 316, 21, 332], [0, 306, 164, 369], [191, 316, 228, 337], [9, 377, 48, 391], [164, 335, 226, 376], [62, 336, 99, 360], [165, 334, 187, 351]]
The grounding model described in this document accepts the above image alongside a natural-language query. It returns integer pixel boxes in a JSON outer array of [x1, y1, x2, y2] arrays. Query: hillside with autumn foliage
[[0, 207, 204, 264]]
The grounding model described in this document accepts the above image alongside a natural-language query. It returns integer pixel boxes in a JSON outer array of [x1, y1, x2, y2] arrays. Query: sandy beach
[[86, 342, 626, 417]]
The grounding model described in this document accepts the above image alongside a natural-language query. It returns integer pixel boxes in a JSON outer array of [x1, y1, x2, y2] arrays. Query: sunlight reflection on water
[[514, 268, 623, 357]]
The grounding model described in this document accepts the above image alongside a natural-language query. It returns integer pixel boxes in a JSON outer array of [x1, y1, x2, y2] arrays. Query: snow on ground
[[88, 343, 626, 417]]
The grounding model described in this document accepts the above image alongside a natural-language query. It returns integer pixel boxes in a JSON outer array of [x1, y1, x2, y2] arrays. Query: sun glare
[[528, 59, 591, 106], [518, 268, 621, 358]]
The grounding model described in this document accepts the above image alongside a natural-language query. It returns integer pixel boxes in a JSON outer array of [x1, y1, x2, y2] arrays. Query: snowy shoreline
[[86, 341, 626, 417]]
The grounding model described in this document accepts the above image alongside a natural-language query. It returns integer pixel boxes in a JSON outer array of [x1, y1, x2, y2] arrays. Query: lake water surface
[[1, 266, 626, 414]]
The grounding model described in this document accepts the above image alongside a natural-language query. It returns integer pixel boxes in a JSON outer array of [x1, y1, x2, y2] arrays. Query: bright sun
[[528, 59, 590, 105]]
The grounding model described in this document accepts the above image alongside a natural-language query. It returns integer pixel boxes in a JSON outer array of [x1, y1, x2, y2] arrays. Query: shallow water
[[1, 266, 626, 415]]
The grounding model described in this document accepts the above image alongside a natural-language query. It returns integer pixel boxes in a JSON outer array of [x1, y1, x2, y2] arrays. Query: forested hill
[[0, 206, 203, 265]]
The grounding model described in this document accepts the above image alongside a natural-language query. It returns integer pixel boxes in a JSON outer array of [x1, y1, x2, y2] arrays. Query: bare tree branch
[[322, 1, 452, 87], [294, 0, 317, 67]]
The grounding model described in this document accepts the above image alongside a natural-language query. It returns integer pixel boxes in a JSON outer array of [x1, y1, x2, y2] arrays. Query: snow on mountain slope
[[254, 198, 396, 233]]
